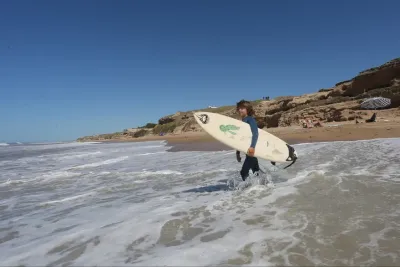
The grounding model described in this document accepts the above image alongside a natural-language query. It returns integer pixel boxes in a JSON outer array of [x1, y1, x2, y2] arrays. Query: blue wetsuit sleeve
[[246, 117, 259, 148]]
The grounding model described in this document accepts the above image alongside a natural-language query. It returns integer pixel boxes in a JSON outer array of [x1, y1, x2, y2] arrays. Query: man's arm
[[248, 117, 259, 148]]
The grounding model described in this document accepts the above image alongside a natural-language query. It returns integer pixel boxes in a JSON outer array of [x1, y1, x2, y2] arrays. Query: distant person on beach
[[235, 100, 260, 181]]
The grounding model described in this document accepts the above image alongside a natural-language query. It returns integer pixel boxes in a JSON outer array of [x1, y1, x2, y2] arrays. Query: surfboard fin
[[283, 144, 297, 169]]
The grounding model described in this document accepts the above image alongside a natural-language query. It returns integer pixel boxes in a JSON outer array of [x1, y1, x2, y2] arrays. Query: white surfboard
[[194, 112, 297, 164]]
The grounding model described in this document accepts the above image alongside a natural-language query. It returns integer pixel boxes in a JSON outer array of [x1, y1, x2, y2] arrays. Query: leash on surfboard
[[283, 144, 298, 169], [271, 144, 297, 170], [264, 144, 298, 171]]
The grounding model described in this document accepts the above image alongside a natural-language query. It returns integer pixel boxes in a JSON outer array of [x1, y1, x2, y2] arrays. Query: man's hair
[[236, 99, 255, 116]]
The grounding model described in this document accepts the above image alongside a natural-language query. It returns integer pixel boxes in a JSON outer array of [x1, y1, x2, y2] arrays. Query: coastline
[[86, 120, 400, 152]]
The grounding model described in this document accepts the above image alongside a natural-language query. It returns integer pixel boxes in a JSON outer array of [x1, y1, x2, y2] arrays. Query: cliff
[[77, 58, 400, 142]]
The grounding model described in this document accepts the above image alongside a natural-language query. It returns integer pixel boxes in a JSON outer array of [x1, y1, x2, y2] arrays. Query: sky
[[1, 0, 399, 142]]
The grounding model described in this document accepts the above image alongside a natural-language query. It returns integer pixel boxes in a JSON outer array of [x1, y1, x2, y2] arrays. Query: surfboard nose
[[194, 112, 210, 124]]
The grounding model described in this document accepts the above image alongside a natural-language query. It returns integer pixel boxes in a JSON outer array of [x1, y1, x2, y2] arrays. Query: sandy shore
[[88, 120, 400, 151], [165, 120, 400, 151]]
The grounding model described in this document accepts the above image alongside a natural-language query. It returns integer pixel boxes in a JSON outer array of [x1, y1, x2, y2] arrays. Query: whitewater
[[0, 139, 399, 266]]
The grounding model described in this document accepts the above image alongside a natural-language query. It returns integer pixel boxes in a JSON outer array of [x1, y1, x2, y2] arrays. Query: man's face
[[238, 107, 247, 117]]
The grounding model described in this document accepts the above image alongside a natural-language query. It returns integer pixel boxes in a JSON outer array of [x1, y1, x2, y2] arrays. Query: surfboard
[[193, 112, 297, 164]]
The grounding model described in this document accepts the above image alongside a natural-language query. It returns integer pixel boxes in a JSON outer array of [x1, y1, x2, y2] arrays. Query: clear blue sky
[[1, 0, 399, 142]]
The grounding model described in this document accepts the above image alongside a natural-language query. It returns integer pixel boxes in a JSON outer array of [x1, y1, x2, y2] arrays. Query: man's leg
[[240, 156, 252, 181], [251, 157, 260, 175]]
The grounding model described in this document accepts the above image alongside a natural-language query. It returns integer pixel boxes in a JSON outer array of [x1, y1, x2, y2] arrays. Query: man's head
[[236, 99, 255, 118]]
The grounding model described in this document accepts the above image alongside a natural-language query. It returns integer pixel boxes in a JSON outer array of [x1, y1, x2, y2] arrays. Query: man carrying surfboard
[[235, 100, 261, 181], [193, 101, 298, 175]]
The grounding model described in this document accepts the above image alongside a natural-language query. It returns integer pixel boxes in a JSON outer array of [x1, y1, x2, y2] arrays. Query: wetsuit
[[238, 116, 260, 181]]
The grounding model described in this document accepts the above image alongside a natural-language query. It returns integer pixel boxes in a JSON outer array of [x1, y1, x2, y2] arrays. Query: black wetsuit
[[238, 116, 260, 181]]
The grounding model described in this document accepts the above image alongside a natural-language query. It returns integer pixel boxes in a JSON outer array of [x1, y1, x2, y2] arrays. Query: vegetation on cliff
[[139, 123, 157, 129], [153, 122, 177, 135]]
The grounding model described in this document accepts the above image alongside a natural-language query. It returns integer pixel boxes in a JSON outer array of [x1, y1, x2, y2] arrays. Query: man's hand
[[247, 147, 255, 157], [236, 151, 241, 162]]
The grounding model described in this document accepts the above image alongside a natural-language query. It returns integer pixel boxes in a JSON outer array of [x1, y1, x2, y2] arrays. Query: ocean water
[[0, 139, 400, 266]]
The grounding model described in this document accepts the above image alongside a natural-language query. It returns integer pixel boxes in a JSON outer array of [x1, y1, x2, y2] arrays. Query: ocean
[[0, 139, 399, 266]]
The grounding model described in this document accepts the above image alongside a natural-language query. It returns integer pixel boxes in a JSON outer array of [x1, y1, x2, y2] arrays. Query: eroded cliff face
[[78, 58, 400, 140], [178, 58, 400, 131]]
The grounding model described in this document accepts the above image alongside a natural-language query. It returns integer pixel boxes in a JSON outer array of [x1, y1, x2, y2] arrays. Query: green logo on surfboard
[[219, 124, 240, 135]]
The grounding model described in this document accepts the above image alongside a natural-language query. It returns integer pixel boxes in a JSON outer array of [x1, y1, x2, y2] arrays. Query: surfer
[[235, 100, 260, 181]]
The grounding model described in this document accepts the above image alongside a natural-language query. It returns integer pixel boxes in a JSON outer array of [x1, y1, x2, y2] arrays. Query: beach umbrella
[[360, 97, 391, 110]]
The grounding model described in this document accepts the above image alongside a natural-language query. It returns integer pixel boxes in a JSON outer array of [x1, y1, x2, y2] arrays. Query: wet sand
[[85, 120, 400, 152], [166, 121, 400, 151]]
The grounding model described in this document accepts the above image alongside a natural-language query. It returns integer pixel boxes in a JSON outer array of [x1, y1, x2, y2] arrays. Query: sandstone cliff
[[77, 58, 400, 141]]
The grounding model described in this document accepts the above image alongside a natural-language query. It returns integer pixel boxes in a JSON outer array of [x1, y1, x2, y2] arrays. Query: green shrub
[[153, 122, 177, 134], [251, 99, 263, 104], [158, 117, 175, 125], [133, 129, 147, 138], [140, 123, 157, 129], [100, 134, 114, 140]]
